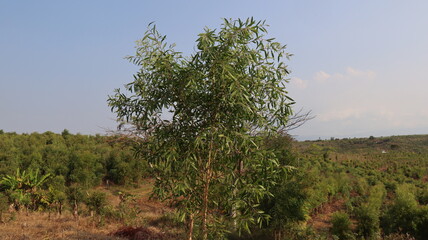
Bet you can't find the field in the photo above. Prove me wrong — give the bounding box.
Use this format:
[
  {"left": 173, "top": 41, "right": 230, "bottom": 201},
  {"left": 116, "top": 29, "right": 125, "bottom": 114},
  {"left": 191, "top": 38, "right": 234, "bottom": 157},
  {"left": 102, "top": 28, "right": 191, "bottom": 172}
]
[
  {"left": 1, "top": 132, "right": 428, "bottom": 239},
  {"left": 290, "top": 135, "right": 428, "bottom": 239},
  {"left": 0, "top": 180, "right": 186, "bottom": 240}
]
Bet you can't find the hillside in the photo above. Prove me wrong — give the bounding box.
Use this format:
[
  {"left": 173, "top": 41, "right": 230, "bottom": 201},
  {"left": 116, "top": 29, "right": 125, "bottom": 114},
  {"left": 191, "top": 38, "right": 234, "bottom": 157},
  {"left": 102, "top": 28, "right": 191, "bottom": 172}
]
[
  {"left": 296, "top": 134, "right": 428, "bottom": 154},
  {"left": 288, "top": 135, "right": 428, "bottom": 239},
  {"left": 295, "top": 135, "right": 428, "bottom": 184}
]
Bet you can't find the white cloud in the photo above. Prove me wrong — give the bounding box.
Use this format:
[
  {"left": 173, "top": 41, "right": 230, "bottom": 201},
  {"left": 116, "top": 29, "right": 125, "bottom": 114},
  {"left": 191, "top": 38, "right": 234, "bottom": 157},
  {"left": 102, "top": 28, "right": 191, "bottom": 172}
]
[
  {"left": 289, "top": 66, "right": 428, "bottom": 139},
  {"left": 290, "top": 67, "right": 375, "bottom": 92},
  {"left": 316, "top": 105, "right": 428, "bottom": 132},
  {"left": 291, "top": 77, "right": 308, "bottom": 89},
  {"left": 346, "top": 67, "right": 376, "bottom": 79},
  {"left": 313, "top": 67, "right": 375, "bottom": 83},
  {"left": 313, "top": 71, "right": 331, "bottom": 82}
]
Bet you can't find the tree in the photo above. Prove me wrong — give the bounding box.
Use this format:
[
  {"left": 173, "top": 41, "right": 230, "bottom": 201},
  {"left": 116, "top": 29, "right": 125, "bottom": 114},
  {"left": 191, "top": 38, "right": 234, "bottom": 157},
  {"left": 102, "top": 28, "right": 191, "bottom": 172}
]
[
  {"left": 61, "top": 129, "right": 71, "bottom": 138},
  {"left": 85, "top": 191, "right": 108, "bottom": 217},
  {"left": 108, "top": 18, "right": 294, "bottom": 240}
]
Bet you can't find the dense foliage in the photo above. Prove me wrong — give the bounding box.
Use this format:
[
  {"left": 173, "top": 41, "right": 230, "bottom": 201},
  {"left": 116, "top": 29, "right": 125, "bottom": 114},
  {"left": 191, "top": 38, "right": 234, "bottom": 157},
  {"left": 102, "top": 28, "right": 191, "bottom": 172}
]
[
  {"left": 0, "top": 130, "right": 145, "bottom": 215},
  {"left": 0, "top": 130, "right": 144, "bottom": 188}
]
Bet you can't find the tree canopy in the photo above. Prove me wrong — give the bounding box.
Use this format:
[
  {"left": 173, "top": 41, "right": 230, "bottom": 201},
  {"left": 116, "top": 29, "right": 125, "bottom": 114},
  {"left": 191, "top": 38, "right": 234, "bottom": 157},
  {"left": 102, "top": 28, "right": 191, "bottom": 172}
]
[{"left": 108, "top": 18, "right": 295, "bottom": 240}]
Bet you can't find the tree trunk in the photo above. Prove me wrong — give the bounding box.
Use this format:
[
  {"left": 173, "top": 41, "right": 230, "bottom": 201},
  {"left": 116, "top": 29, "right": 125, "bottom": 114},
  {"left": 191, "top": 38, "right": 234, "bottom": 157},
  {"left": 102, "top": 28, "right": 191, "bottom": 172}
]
[
  {"left": 201, "top": 171, "right": 210, "bottom": 240},
  {"left": 202, "top": 138, "right": 214, "bottom": 240},
  {"left": 59, "top": 202, "right": 63, "bottom": 215},
  {"left": 187, "top": 214, "right": 194, "bottom": 240},
  {"left": 73, "top": 200, "right": 79, "bottom": 220}
]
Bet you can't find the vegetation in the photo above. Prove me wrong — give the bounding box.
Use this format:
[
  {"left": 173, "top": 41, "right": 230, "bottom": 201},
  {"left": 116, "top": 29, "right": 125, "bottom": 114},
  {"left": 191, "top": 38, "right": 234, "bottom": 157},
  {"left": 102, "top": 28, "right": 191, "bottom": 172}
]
[
  {"left": 291, "top": 135, "right": 428, "bottom": 240},
  {"left": 0, "top": 130, "right": 147, "bottom": 222},
  {"left": 2, "top": 17, "right": 428, "bottom": 240},
  {"left": 331, "top": 211, "right": 352, "bottom": 240},
  {"left": 0, "top": 130, "right": 144, "bottom": 188},
  {"left": 108, "top": 18, "right": 294, "bottom": 240},
  {"left": 1, "top": 131, "right": 428, "bottom": 239}
]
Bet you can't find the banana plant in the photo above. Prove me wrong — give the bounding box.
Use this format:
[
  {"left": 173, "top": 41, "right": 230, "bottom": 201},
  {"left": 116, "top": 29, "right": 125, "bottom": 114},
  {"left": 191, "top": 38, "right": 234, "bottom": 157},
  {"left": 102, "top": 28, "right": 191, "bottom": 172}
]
[
  {"left": 0, "top": 168, "right": 51, "bottom": 192},
  {"left": 0, "top": 168, "right": 51, "bottom": 210}
]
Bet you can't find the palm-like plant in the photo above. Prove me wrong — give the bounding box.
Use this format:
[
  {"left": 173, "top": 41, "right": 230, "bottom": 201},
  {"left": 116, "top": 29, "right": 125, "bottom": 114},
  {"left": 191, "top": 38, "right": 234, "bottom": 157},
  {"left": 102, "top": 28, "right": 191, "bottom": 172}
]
[
  {"left": 1, "top": 168, "right": 50, "bottom": 191},
  {"left": 0, "top": 168, "right": 51, "bottom": 210}
]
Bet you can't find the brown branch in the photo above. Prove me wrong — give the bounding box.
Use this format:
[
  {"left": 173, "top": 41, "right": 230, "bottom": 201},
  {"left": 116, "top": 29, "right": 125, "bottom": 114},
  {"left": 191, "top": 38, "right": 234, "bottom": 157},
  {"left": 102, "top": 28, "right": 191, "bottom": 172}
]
[{"left": 282, "top": 108, "right": 315, "bottom": 132}]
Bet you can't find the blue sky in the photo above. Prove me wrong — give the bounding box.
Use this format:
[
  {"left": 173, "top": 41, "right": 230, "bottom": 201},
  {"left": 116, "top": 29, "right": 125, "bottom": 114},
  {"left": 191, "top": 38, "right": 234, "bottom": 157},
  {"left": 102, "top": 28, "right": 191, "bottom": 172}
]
[{"left": 1, "top": 1, "right": 427, "bottom": 140}]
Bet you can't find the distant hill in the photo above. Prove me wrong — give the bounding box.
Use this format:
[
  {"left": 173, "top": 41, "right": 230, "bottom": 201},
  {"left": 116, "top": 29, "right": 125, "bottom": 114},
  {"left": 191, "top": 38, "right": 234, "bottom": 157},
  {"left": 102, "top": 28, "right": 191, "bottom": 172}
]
[{"left": 295, "top": 134, "right": 428, "bottom": 155}]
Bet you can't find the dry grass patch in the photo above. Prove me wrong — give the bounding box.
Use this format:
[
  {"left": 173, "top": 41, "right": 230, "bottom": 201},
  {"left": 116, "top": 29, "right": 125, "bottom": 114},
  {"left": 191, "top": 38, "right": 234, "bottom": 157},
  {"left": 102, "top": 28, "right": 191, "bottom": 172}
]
[
  {"left": 0, "top": 211, "right": 126, "bottom": 239},
  {"left": 0, "top": 181, "right": 186, "bottom": 240}
]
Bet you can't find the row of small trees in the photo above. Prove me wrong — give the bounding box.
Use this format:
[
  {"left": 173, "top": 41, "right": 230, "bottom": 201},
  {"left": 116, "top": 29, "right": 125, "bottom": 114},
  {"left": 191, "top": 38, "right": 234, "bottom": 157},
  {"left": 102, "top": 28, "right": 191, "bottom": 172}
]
[
  {"left": 0, "top": 131, "right": 145, "bottom": 187},
  {"left": 293, "top": 140, "right": 428, "bottom": 240},
  {"left": 0, "top": 167, "right": 135, "bottom": 226},
  {"left": 0, "top": 131, "right": 145, "bottom": 224}
]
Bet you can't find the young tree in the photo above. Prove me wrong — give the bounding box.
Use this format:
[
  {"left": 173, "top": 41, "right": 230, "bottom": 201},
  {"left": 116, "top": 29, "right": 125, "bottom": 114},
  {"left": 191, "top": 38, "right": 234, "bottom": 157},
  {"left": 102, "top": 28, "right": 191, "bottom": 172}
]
[
  {"left": 331, "top": 211, "right": 353, "bottom": 240},
  {"left": 108, "top": 18, "right": 294, "bottom": 240}
]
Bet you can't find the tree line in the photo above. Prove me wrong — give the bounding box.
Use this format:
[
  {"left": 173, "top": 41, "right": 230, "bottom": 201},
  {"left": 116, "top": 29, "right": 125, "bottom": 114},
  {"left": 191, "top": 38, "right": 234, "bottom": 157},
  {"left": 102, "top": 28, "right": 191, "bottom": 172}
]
[{"left": 0, "top": 130, "right": 144, "bottom": 187}]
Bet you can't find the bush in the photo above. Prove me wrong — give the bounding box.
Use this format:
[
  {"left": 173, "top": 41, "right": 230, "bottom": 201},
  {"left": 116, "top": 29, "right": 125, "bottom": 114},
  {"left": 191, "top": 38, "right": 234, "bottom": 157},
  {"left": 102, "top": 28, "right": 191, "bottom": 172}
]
[
  {"left": 415, "top": 206, "right": 428, "bottom": 240},
  {"left": 381, "top": 184, "right": 426, "bottom": 239},
  {"left": 85, "top": 191, "right": 107, "bottom": 216},
  {"left": 416, "top": 187, "right": 428, "bottom": 205},
  {"left": 354, "top": 205, "right": 379, "bottom": 240},
  {"left": 331, "top": 212, "right": 353, "bottom": 240},
  {"left": 353, "top": 184, "right": 385, "bottom": 239},
  {"left": 46, "top": 188, "right": 67, "bottom": 214},
  {"left": 268, "top": 180, "right": 308, "bottom": 227}
]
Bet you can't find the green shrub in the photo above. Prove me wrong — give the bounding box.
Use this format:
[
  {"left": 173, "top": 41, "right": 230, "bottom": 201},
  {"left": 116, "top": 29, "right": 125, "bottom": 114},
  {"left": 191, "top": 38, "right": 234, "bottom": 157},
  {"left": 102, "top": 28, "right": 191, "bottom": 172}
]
[
  {"left": 270, "top": 181, "right": 308, "bottom": 224},
  {"left": 415, "top": 206, "right": 428, "bottom": 240},
  {"left": 381, "top": 184, "right": 419, "bottom": 237},
  {"left": 267, "top": 180, "right": 308, "bottom": 239},
  {"left": 85, "top": 191, "right": 107, "bottom": 216},
  {"left": 46, "top": 188, "right": 67, "bottom": 214},
  {"left": 354, "top": 204, "right": 379, "bottom": 240},
  {"left": 416, "top": 186, "right": 428, "bottom": 205},
  {"left": 331, "top": 212, "right": 353, "bottom": 240},
  {"left": 354, "top": 184, "right": 385, "bottom": 239}
]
